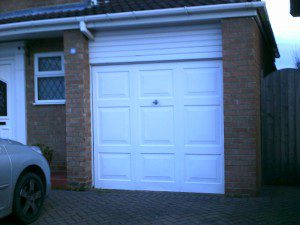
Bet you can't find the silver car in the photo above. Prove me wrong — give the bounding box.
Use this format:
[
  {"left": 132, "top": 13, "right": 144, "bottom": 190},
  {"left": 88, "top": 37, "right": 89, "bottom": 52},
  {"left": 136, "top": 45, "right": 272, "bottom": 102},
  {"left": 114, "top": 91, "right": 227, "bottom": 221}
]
[{"left": 0, "top": 139, "right": 51, "bottom": 224}]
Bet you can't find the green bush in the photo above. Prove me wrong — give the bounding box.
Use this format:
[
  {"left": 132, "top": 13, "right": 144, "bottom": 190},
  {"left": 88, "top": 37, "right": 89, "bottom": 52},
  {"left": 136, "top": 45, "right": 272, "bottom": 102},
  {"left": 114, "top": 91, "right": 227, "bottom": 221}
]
[{"left": 34, "top": 143, "right": 54, "bottom": 165}]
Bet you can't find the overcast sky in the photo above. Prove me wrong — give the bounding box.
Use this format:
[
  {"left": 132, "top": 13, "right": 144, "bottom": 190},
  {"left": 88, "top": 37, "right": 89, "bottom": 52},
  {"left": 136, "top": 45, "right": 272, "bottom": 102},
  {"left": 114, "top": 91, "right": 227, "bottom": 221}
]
[{"left": 264, "top": 0, "right": 300, "bottom": 69}]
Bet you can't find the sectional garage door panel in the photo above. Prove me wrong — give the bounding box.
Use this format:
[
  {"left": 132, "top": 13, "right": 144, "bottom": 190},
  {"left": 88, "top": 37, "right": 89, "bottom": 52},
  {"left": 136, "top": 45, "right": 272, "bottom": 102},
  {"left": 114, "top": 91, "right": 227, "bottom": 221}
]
[
  {"left": 89, "top": 24, "right": 222, "bottom": 64},
  {"left": 93, "top": 61, "right": 224, "bottom": 193}
]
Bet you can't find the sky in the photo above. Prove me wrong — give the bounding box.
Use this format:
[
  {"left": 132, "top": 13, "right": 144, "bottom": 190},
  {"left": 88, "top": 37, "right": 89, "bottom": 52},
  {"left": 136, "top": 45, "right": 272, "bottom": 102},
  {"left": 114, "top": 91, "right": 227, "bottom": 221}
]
[{"left": 264, "top": 0, "right": 300, "bottom": 69}]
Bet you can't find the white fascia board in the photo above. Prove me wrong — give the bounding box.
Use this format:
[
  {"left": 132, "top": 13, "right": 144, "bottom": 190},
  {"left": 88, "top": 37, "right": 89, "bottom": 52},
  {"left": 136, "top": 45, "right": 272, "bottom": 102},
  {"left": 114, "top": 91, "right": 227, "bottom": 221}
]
[
  {"left": 0, "top": 23, "right": 79, "bottom": 39},
  {"left": 0, "top": 4, "right": 259, "bottom": 31},
  {"left": 87, "top": 10, "right": 257, "bottom": 30},
  {"left": 0, "top": 9, "right": 256, "bottom": 37},
  {"left": 83, "top": 1, "right": 264, "bottom": 22}
]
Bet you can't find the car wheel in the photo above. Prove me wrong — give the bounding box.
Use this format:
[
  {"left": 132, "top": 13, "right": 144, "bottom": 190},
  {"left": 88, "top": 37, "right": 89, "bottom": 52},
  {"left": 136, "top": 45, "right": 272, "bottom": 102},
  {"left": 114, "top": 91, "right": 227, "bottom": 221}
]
[{"left": 13, "top": 172, "right": 45, "bottom": 224}]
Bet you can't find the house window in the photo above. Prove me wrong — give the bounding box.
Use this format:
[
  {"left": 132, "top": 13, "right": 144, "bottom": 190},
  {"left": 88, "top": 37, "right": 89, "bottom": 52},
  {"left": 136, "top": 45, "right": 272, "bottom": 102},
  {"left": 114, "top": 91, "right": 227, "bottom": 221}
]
[{"left": 34, "top": 52, "right": 65, "bottom": 105}]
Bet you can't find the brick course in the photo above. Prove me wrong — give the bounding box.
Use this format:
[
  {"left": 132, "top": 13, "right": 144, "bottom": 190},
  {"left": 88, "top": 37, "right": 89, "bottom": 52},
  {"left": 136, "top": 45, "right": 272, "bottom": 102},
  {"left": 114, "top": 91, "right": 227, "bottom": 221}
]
[
  {"left": 26, "top": 38, "right": 67, "bottom": 174},
  {"left": 63, "top": 30, "right": 92, "bottom": 189},
  {"left": 222, "top": 17, "right": 275, "bottom": 196}
]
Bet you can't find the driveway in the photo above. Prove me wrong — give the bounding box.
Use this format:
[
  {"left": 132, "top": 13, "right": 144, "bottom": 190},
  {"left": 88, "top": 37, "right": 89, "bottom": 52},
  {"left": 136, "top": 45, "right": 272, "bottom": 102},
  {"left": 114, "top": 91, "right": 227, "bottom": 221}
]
[{"left": 1, "top": 186, "right": 300, "bottom": 225}]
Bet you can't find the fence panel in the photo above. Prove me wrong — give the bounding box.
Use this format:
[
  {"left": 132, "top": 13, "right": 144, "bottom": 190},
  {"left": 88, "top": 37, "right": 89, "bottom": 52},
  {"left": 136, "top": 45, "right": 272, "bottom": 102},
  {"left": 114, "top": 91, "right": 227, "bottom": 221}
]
[{"left": 262, "top": 69, "right": 300, "bottom": 185}]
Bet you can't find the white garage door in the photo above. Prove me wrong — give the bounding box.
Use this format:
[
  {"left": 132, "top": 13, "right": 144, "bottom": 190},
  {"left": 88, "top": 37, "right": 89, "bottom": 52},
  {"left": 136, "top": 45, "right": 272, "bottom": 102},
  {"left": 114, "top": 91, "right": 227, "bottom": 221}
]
[{"left": 92, "top": 61, "right": 224, "bottom": 193}]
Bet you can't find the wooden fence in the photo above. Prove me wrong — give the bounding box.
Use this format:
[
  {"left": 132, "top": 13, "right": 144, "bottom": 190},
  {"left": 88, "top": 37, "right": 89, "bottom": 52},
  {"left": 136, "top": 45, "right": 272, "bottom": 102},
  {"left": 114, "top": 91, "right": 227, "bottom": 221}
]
[{"left": 262, "top": 69, "right": 300, "bottom": 185}]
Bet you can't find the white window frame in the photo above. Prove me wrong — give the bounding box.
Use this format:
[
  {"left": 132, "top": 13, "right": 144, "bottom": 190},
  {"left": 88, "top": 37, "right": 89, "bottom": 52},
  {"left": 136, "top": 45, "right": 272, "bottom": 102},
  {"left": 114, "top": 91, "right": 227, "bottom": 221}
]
[{"left": 34, "top": 52, "right": 65, "bottom": 105}]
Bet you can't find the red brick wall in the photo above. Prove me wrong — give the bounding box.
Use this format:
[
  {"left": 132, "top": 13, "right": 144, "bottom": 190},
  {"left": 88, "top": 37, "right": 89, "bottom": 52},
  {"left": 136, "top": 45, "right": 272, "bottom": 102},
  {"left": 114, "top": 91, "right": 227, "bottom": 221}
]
[
  {"left": 63, "top": 30, "right": 92, "bottom": 190},
  {"left": 222, "top": 17, "right": 275, "bottom": 196},
  {"left": 26, "top": 38, "right": 66, "bottom": 174},
  {"left": 0, "top": 0, "right": 84, "bottom": 13}
]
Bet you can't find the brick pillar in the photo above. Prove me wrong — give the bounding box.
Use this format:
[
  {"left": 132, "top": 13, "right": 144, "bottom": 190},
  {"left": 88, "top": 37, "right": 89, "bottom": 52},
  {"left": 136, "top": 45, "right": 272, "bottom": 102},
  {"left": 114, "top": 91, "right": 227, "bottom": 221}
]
[
  {"left": 222, "top": 18, "right": 264, "bottom": 196},
  {"left": 63, "top": 30, "right": 92, "bottom": 189}
]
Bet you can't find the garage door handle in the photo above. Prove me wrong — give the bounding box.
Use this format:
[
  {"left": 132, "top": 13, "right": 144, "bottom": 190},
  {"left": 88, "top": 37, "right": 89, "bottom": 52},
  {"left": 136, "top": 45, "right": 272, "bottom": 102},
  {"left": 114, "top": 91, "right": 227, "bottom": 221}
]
[{"left": 152, "top": 100, "right": 159, "bottom": 105}]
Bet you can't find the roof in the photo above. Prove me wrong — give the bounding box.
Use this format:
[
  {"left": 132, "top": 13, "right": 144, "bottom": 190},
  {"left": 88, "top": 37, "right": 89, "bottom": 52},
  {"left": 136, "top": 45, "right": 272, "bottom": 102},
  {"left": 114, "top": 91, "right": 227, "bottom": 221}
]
[{"left": 0, "top": 0, "right": 260, "bottom": 24}]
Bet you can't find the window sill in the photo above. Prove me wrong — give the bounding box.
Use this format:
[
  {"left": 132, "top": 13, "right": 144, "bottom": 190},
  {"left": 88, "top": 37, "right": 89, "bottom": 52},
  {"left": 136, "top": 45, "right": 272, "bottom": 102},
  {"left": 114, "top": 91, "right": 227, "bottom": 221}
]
[{"left": 33, "top": 101, "right": 66, "bottom": 106}]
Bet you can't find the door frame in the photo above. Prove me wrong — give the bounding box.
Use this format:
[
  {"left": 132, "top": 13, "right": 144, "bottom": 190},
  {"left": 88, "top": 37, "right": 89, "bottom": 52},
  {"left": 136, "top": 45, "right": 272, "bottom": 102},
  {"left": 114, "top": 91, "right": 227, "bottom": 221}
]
[{"left": 0, "top": 42, "right": 26, "bottom": 144}]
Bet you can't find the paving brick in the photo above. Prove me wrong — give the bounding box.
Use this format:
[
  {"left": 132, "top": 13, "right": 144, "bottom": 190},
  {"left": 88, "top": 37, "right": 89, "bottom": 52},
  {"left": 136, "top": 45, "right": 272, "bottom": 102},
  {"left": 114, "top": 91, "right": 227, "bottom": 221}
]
[{"left": 2, "top": 187, "right": 298, "bottom": 225}]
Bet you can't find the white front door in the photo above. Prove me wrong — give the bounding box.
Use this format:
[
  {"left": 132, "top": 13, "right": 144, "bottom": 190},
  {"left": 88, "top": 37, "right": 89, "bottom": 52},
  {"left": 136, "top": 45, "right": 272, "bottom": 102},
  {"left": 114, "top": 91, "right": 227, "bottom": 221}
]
[
  {"left": 0, "top": 60, "right": 13, "bottom": 139},
  {"left": 93, "top": 61, "right": 224, "bottom": 193}
]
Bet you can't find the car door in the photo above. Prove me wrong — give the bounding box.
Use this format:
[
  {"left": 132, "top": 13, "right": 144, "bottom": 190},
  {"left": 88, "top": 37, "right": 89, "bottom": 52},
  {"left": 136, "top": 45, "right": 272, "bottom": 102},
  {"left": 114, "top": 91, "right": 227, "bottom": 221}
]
[{"left": 0, "top": 145, "right": 11, "bottom": 211}]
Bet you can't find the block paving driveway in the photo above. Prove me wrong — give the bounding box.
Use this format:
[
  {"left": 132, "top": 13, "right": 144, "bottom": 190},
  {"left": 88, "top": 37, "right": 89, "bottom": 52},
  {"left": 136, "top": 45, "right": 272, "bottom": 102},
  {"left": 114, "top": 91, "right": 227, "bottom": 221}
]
[{"left": 1, "top": 186, "right": 300, "bottom": 225}]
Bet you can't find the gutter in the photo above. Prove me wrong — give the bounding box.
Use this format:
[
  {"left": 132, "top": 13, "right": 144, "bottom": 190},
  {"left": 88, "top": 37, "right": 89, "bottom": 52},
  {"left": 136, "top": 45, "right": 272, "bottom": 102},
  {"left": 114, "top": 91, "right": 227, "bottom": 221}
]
[{"left": 0, "top": 2, "right": 279, "bottom": 57}]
